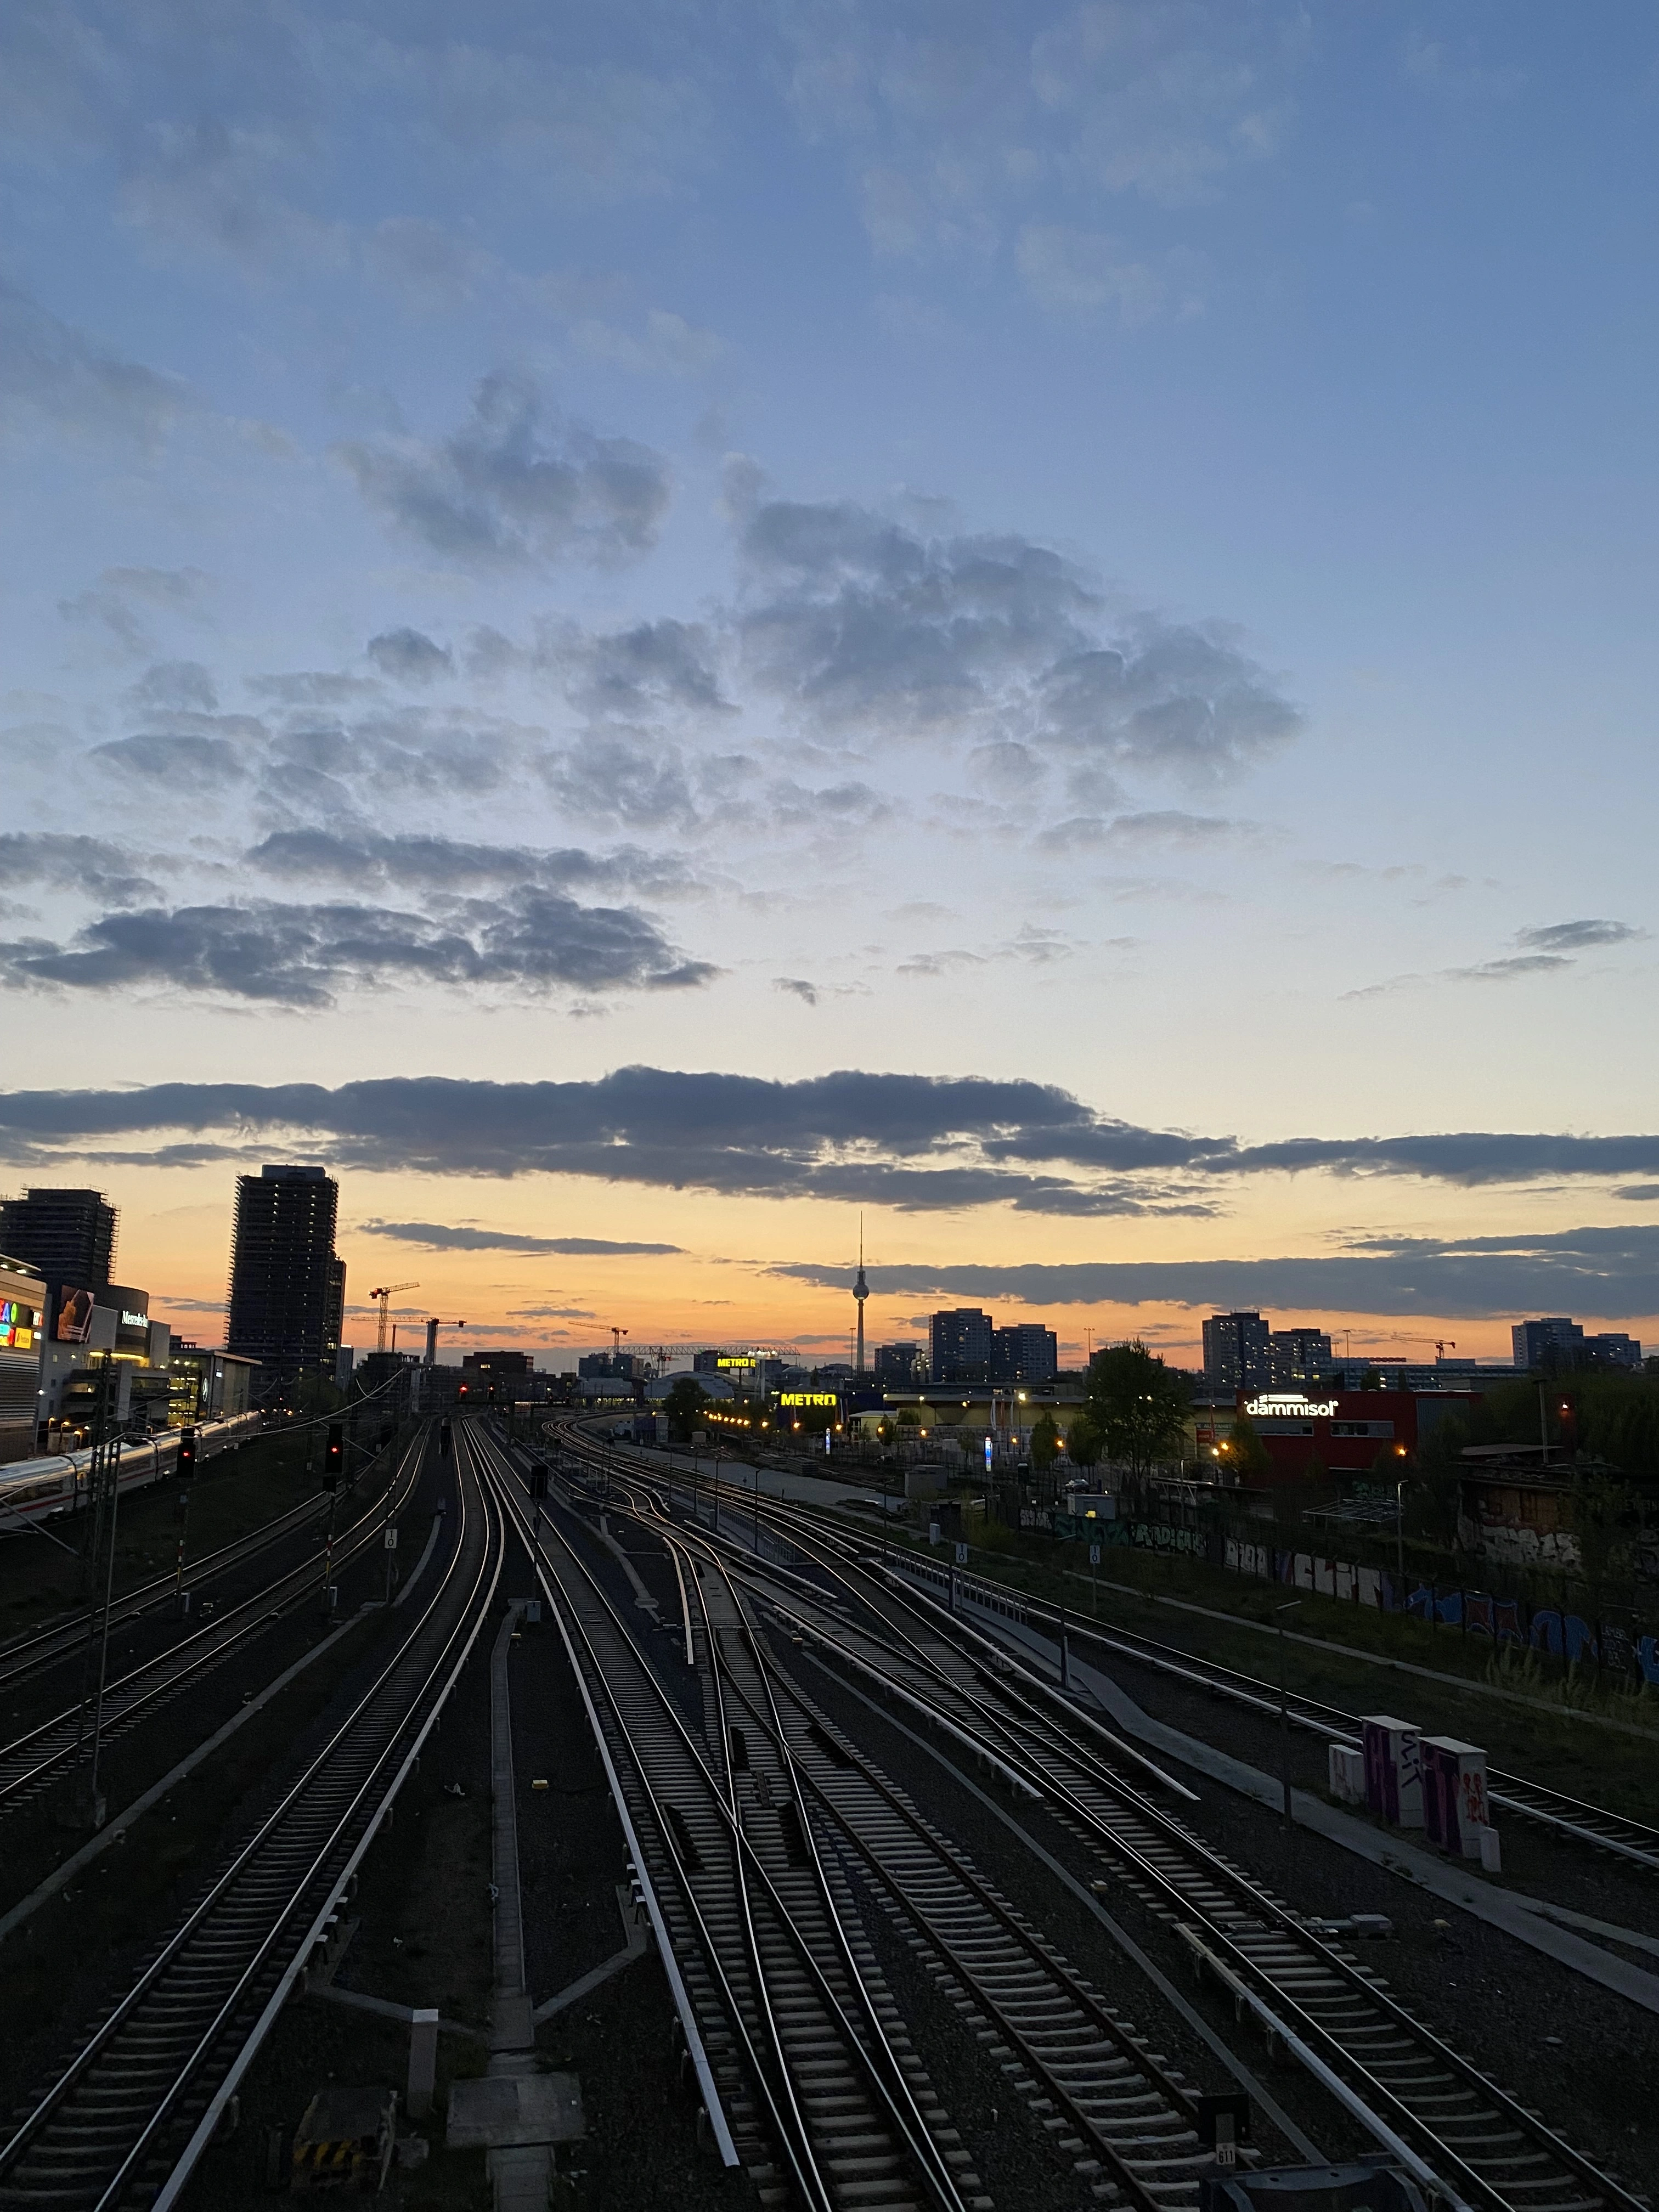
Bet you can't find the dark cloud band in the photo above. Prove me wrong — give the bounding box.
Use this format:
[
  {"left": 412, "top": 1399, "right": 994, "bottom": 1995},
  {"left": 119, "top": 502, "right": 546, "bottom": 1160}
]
[
  {"left": 360, "top": 1219, "right": 681, "bottom": 1256},
  {"left": 771, "top": 1227, "right": 1659, "bottom": 1319},
  {"left": 1, "top": 1071, "right": 1658, "bottom": 1212}
]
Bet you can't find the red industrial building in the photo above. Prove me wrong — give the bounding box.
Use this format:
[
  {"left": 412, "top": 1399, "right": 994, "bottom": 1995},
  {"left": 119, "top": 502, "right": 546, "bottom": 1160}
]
[{"left": 1227, "top": 1386, "right": 1484, "bottom": 1482}]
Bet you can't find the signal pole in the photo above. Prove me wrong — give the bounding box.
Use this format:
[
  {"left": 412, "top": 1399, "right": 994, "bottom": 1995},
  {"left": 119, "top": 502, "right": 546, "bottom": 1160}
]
[{"left": 321, "top": 1421, "right": 343, "bottom": 1615}]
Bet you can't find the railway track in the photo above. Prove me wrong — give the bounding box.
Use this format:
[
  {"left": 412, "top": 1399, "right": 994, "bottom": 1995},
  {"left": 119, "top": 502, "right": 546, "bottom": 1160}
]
[
  {"left": 0, "top": 1391, "right": 412, "bottom": 1699},
  {"left": 593, "top": 1435, "right": 1659, "bottom": 1881},
  {"left": 0, "top": 1430, "right": 430, "bottom": 1822},
  {"left": 544, "top": 1424, "right": 1649, "bottom": 2212},
  {"left": 486, "top": 1425, "right": 1276, "bottom": 2207},
  {"left": 0, "top": 1420, "right": 500, "bottom": 2212},
  {"left": 0, "top": 1482, "right": 329, "bottom": 1699},
  {"left": 470, "top": 1421, "right": 984, "bottom": 2212}
]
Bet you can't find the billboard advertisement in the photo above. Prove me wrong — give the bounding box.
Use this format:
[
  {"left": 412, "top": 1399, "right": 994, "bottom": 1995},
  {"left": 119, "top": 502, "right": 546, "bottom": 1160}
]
[
  {"left": 0, "top": 1299, "right": 39, "bottom": 1354},
  {"left": 55, "top": 1287, "right": 96, "bottom": 1345}
]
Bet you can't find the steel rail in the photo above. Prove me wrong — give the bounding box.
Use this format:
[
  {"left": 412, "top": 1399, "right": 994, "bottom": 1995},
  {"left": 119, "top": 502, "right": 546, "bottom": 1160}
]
[
  {"left": 690, "top": 1538, "right": 975, "bottom": 2212},
  {"left": 0, "top": 1423, "right": 497, "bottom": 2210},
  {"left": 569, "top": 1436, "right": 1643, "bottom": 2212},
  {"left": 589, "top": 1432, "right": 1659, "bottom": 1881},
  {"left": 0, "top": 1429, "right": 430, "bottom": 1814},
  {"left": 470, "top": 1431, "right": 835, "bottom": 2210},
  {"left": 699, "top": 1554, "right": 1223, "bottom": 2210},
  {"left": 775, "top": 1544, "right": 1645, "bottom": 2212},
  {"left": 472, "top": 1423, "right": 973, "bottom": 2212}
]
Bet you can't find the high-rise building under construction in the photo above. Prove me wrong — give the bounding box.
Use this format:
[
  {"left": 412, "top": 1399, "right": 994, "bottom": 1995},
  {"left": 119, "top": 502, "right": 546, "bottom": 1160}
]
[{"left": 226, "top": 1165, "right": 341, "bottom": 1401}]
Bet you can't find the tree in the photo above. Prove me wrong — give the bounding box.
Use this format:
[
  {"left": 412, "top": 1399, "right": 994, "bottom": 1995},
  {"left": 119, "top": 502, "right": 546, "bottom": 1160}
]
[
  {"left": 1086, "top": 1340, "right": 1190, "bottom": 1476},
  {"left": 1217, "top": 1409, "right": 1269, "bottom": 1481},
  {"left": 664, "top": 1376, "right": 710, "bottom": 1442},
  {"left": 1030, "top": 1412, "right": 1062, "bottom": 1472},
  {"left": 1067, "top": 1413, "right": 1103, "bottom": 1469}
]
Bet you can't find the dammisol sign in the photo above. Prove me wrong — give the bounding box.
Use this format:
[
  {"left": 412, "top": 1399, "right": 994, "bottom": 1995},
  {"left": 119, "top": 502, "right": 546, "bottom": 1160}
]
[{"left": 1244, "top": 1391, "right": 1340, "bottom": 1419}]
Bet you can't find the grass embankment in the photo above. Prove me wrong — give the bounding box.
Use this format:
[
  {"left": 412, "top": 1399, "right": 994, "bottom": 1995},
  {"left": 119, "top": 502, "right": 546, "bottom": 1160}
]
[
  {"left": 872, "top": 1506, "right": 1659, "bottom": 1818},
  {"left": 0, "top": 1424, "right": 362, "bottom": 1643}
]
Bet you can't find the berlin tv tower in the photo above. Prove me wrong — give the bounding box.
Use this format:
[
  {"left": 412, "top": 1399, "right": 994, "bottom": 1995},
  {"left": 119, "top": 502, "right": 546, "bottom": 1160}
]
[{"left": 853, "top": 1215, "right": 869, "bottom": 1376}]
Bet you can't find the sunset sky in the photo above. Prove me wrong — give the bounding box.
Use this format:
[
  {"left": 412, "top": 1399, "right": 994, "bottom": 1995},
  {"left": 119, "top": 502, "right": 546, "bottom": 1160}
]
[{"left": 3, "top": 3, "right": 1658, "bottom": 1368}]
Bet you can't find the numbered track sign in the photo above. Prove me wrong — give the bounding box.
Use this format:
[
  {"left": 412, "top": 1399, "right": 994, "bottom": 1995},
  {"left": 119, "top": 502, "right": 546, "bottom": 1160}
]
[
  {"left": 1089, "top": 1544, "right": 1102, "bottom": 1566},
  {"left": 955, "top": 1541, "right": 968, "bottom": 1565},
  {"left": 383, "top": 1526, "right": 399, "bottom": 1550}
]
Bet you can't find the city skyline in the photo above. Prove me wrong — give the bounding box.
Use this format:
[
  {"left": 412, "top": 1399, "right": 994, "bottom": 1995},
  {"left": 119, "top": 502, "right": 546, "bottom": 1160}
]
[
  {"left": 4, "top": 7, "right": 1659, "bottom": 1356},
  {"left": 1, "top": 1167, "right": 1647, "bottom": 1377}
]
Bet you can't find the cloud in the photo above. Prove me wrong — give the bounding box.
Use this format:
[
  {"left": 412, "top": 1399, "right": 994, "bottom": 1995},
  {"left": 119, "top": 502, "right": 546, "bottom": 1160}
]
[
  {"left": 540, "top": 731, "right": 700, "bottom": 827},
  {"left": 362, "top": 217, "right": 500, "bottom": 311},
  {"left": 573, "top": 308, "right": 725, "bottom": 376},
  {"left": 246, "top": 829, "right": 699, "bottom": 900},
  {"left": 119, "top": 115, "right": 346, "bottom": 272},
  {"left": 0, "top": 283, "right": 192, "bottom": 445},
  {"left": 1515, "top": 919, "right": 1643, "bottom": 955},
  {"left": 1350, "top": 918, "right": 1645, "bottom": 998},
  {"left": 8, "top": 1070, "right": 1659, "bottom": 1209},
  {"left": 775, "top": 977, "right": 822, "bottom": 1005},
  {"left": 1030, "top": 4, "right": 1298, "bottom": 207},
  {"left": 730, "top": 480, "right": 1301, "bottom": 776},
  {"left": 248, "top": 669, "right": 381, "bottom": 706},
  {"left": 359, "top": 1220, "right": 681, "bottom": 1256},
  {"left": 91, "top": 733, "right": 249, "bottom": 782},
  {"left": 336, "top": 371, "right": 672, "bottom": 568},
  {"left": 1015, "top": 228, "right": 1205, "bottom": 323},
  {"left": 123, "top": 661, "right": 218, "bottom": 714},
  {"left": 771, "top": 1223, "right": 1659, "bottom": 1321},
  {"left": 0, "top": 891, "right": 715, "bottom": 1008},
  {"left": 783, "top": 0, "right": 1300, "bottom": 269},
  {"left": 1056, "top": 808, "right": 1245, "bottom": 849},
  {"left": 0, "top": 834, "right": 157, "bottom": 904},
  {"left": 58, "top": 566, "right": 214, "bottom": 657},
  {"left": 1442, "top": 953, "right": 1572, "bottom": 985},
  {"left": 367, "top": 628, "right": 454, "bottom": 684}
]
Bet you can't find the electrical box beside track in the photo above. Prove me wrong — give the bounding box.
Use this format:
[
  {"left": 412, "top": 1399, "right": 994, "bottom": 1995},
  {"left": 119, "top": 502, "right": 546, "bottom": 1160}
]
[{"left": 289, "top": 2085, "right": 393, "bottom": 2192}]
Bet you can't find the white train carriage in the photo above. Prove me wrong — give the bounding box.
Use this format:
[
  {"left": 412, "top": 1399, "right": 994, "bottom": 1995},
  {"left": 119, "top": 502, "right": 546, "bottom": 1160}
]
[{"left": 0, "top": 1413, "right": 264, "bottom": 1530}]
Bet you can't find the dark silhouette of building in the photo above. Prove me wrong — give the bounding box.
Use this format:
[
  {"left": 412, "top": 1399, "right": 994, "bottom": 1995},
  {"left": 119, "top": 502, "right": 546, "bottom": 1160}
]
[
  {"left": 1270, "top": 1327, "right": 1333, "bottom": 1387},
  {"left": 930, "top": 1307, "right": 994, "bottom": 1386},
  {"left": 226, "top": 1165, "right": 340, "bottom": 1400},
  {"left": 462, "top": 1350, "right": 533, "bottom": 1376},
  {"left": 874, "top": 1341, "right": 924, "bottom": 1387},
  {"left": 991, "top": 1324, "right": 1058, "bottom": 1386},
  {"left": 1203, "top": 1310, "right": 1272, "bottom": 1393},
  {"left": 0, "top": 1187, "right": 117, "bottom": 1310}
]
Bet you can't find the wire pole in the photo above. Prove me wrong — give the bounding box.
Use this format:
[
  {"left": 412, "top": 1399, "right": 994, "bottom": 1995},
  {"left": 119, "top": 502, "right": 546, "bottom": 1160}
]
[
  {"left": 1277, "top": 1598, "right": 1302, "bottom": 1830},
  {"left": 87, "top": 1409, "right": 126, "bottom": 1824},
  {"left": 173, "top": 1486, "right": 191, "bottom": 1615}
]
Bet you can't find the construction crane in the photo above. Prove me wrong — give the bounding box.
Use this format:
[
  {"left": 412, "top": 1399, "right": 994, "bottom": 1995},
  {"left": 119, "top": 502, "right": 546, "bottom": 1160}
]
[
  {"left": 610, "top": 1326, "right": 628, "bottom": 1361},
  {"left": 370, "top": 1283, "right": 419, "bottom": 1356},
  {"left": 424, "top": 1318, "right": 466, "bottom": 1367}
]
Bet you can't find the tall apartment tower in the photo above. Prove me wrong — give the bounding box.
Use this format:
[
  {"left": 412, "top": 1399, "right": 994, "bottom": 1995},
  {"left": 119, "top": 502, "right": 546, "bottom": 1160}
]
[
  {"left": 1269, "top": 1327, "right": 1333, "bottom": 1387},
  {"left": 1203, "top": 1310, "right": 1272, "bottom": 1394},
  {"left": 0, "top": 1187, "right": 117, "bottom": 1310},
  {"left": 227, "top": 1165, "right": 340, "bottom": 1400},
  {"left": 930, "top": 1308, "right": 994, "bottom": 1386}
]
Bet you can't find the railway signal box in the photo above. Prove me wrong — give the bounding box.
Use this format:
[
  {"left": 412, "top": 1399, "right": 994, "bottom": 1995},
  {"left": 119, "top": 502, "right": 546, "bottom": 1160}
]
[
  {"left": 176, "top": 1427, "right": 196, "bottom": 1476},
  {"left": 529, "top": 1462, "right": 549, "bottom": 1500}
]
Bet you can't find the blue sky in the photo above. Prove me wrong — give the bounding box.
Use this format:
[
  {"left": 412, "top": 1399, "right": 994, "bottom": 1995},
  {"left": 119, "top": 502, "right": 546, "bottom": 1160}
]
[{"left": 3, "top": 2, "right": 1657, "bottom": 1360}]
